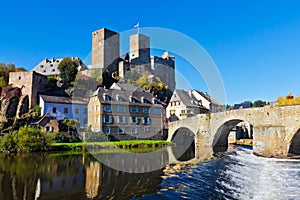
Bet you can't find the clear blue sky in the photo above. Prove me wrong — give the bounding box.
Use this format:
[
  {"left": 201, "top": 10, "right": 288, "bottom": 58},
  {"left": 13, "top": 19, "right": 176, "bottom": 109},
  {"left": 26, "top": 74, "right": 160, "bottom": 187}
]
[{"left": 1, "top": 0, "right": 300, "bottom": 105}]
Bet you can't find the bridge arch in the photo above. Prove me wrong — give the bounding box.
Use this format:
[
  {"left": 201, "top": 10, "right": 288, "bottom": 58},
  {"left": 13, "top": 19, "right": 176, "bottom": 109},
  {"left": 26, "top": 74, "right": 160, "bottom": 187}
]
[
  {"left": 288, "top": 128, "right": 300, "bottom": 156},
  {"left": 171, "top": 127, "right": 196, "bottom": 161},
  {"left": 212, "top": 119, "right": 253, "bottom": 152}
]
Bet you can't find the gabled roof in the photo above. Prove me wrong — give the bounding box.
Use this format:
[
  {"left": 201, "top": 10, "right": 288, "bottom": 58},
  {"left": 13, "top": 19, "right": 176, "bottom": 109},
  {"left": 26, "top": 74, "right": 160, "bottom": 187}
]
[
  {"left": 171, "top": 89, "right": 200, "bottom": 108},
  {"left": 192, "top": 90, "right": 220, "bottom": 105}
]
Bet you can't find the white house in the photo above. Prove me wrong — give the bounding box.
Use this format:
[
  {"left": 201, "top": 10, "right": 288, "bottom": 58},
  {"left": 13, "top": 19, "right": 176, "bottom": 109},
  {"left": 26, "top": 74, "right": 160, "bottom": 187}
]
[{"left": 166, "top": 89, "right": 222, "bottom": 120}]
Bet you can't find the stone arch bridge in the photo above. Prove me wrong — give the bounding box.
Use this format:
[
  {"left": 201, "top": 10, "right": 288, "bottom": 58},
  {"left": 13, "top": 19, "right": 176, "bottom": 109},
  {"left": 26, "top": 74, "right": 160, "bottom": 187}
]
[{"left": 168, "top": 105, "right": 300, "bottom": 159}]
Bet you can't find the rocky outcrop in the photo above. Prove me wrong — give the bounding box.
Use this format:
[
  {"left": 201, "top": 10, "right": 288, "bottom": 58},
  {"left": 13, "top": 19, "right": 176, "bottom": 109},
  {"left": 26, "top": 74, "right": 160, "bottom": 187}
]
[{"left": 0, "top": 85, "right": 32, "bottom": 132}]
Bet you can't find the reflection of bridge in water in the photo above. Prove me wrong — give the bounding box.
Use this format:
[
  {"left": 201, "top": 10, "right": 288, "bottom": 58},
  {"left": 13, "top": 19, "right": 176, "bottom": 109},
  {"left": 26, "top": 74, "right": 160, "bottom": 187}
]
[{"left": 168, "top": 105, "right": 300, "bottom": 159}]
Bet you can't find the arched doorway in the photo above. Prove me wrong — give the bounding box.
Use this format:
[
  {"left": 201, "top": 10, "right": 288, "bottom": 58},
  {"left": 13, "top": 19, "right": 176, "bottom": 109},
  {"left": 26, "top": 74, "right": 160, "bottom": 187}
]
[
  {"left": 213, "top": 119, "right": 253, "bottom": 153},
  {"left": 171, "top": 127, "right": 196, "bottom": 161},
  {"left": 289, "top": 129, "right": 300, "bottom": 155}
]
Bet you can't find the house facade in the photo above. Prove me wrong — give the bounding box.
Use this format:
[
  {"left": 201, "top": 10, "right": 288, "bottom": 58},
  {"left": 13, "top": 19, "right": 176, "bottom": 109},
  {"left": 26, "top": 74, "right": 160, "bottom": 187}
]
[
  {"left": 88, "top": 84, "right": 164, "bottom": 140},
  {"left": 33, "top": 113, "right": 59, "bottom": 133},
  {"left": 39, "top": 95, "right": 88, "bottom": 126},
  {"left": 166, "top": 89, "right": 209, "bottom": 120}
]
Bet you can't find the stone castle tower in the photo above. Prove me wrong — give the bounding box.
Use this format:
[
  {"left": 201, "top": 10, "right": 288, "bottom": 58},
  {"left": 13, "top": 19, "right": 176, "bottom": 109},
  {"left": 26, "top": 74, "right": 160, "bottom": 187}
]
[
  {"left": 91, "top": 27, "right": 175, "bottom": 92},
  {"left": 91, "top": 28, "right": 120, "bottom": 69},
  {"left": 129, "top": 34, "right": 150, "bottom": 64}
]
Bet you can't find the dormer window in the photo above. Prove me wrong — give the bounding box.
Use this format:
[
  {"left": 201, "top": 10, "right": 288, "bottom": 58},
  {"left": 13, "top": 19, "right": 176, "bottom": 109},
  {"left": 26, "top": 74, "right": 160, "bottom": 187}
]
[
  {"left": 117, "top": 95, "right": 125, "bottom": 102},
  {"left": 130, "top": 97, "right": 139, "bottom": 103},
  {"left": 153, "top": 99, "right": 160, "bottom": 105},
  {"left": 142, "top": 98, "right": 151, "bottom": 104},
  {"left": 104, "top": 94, "right": 111, "bottom": 101}
]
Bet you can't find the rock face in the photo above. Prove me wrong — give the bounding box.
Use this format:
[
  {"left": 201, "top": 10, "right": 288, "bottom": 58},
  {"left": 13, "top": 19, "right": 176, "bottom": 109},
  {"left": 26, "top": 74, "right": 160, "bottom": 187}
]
[{"left": 0, "top": 85, "right": 31, "bottom": 132}]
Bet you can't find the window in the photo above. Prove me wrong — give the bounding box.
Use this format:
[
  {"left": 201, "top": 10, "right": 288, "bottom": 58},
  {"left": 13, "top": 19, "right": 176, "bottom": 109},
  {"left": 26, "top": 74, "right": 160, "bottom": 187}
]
[
  {"left": 43, "top": 70, "right": 46, "bottom": 73},
  {"left": 130, "top": 116, "right": 139, "bottom": 125},
  {"left": 64, "top": 108, "right": 68, "bottom": 114},
  {"left": 129, "top": 106, "right": 139, "bottom": 113},
  {"left": 84, "top": 108, "right": 87, "bottom": 114},
  {"left": 153, "top": 108, "right": 162, "bottom": 115},
  {"left": 117, "top": 116, "right": 127, "bottom": 124},
  {"left": 40, "top": 65, "right": 43, "bottom": 68},
  {"left": 143, "top": 98, "right": 151, "bottom": 104},
  {"left": 52, "top": 107, "right": 57, "bottom": 113},
  {"left": 118, "top": 127, "right": 125, "bottom": 134},
  {"left": 131, "top": 127, "right": 137, "bottom": 134},
  {"left": 153, "top": 99, "right": 160, "bottom": 104},
  {"left": 130, "top": 97, "right": 139, "bottom": 103},
  {"left": 18, "top": 76, "right": 22, "bottom": 80},
  {"left": 103, "top": 105, "right": 112, "bottom": 112},
  {"left": 102, "top": 115, "right": 113, "bottom": 124},
  {"left": 96, "top": 105, "right": 100, "bottom": 111},
  {"left": 177, "top": 101, "right": 181, "bottom": 106},
  {"left": 181, "top": 110, "right": 185, "bottom": 114},
  {"left": 187, "top": 110, "right": 191, "bottom": 114},
  {"left": 52, "top": 69, "right": 55, "bottom": 72},
  {"left": 142, "top": 117, "right": 151, "bottom": 125},
  {"left": 103, "top": 126, "right": 110, "bottom": 134},
  {"left": 117, "top": 105, "right": 126, "bottom": 113},
  {"left": 104, "top": 95, "right": 111, "bottom": 101},
  {"left": 144, "top": 127, "right": 150, "bottom": 132},
  {"left": 142, "top": 107, "right": 150, "bottom": 114},
  {"left": 75, "top": 108, "right": 79, "bottom": 114},
  {"left": 95, "top": 116, "right": 100, "bottom": 123}
]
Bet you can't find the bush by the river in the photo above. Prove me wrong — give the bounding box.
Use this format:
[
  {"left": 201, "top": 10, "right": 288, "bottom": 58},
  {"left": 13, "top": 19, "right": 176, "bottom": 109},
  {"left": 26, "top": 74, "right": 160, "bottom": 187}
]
[{"left": 0, "top": 126, "right": 54, "bottom": 153}]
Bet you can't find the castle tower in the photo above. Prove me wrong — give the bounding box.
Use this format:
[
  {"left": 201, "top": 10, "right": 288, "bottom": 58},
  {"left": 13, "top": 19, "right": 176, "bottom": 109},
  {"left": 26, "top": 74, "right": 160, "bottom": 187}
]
[
  {"left": 92, "top": 28, "right": 120, "bottom": 69},
  {"left": 130, "top": 34, "right": 150, "bottom": 64}
]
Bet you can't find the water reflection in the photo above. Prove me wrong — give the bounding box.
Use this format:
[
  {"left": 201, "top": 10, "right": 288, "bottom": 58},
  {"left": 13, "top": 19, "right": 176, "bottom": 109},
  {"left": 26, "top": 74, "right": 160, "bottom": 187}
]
[
  {"left": 0, "top": 144, "right": 198, "bottom": 200},
  {"left": 0, "top": 152, "right": 165, "bottom": 200}
]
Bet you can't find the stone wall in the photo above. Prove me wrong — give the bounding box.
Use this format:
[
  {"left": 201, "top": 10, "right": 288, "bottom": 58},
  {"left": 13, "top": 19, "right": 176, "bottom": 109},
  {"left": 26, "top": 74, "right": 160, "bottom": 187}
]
[{"left": 9, "top": 71, "right": 47, "bottom": 108}]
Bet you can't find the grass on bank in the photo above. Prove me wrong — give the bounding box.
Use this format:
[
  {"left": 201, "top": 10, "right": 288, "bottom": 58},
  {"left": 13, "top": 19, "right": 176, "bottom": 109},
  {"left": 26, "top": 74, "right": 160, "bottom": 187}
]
[{"left": 50, "top": 140, "right": 171, "bottom": 151}]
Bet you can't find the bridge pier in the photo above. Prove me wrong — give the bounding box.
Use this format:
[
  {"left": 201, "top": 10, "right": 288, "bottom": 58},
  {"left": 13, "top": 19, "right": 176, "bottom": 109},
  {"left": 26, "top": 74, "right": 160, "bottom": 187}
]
[{"left": 253, "top": 125, "right": 288, "bottom": 158}]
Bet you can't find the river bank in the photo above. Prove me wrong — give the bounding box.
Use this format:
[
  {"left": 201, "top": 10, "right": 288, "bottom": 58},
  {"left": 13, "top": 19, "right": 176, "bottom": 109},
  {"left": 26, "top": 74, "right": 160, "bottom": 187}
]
[{"left": 48, "top": 140, "right": 172, "bottom": 152}]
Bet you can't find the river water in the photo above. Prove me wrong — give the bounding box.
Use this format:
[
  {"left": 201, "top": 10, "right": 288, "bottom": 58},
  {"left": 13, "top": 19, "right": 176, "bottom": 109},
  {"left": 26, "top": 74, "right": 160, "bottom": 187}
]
[{"left": 0, "top": 146, "right": 300, "bottom": 200}]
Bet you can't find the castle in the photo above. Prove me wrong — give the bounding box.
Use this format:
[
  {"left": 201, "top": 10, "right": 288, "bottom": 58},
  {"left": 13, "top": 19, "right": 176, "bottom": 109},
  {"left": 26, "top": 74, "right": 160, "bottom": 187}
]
[{"left": 91, "top": 28, "right": 176, "bottom": 92}]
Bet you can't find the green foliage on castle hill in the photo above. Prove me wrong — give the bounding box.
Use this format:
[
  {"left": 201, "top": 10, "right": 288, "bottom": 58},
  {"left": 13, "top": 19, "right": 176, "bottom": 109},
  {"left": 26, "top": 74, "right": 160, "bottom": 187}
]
[{"left": 58, "top": 57, "right": 79, "bottom": 84}]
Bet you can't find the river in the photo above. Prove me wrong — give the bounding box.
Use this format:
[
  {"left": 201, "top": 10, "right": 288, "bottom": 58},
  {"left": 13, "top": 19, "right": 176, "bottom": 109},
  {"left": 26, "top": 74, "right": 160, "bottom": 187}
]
[{"left": 0, "top": 146, "right": 300, "bottom": 200}]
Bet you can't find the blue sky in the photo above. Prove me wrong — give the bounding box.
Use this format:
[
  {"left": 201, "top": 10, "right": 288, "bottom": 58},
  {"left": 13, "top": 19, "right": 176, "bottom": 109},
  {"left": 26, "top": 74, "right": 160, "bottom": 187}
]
[{"left": 1, "top": 0, "right": 300, "bottom": 104}]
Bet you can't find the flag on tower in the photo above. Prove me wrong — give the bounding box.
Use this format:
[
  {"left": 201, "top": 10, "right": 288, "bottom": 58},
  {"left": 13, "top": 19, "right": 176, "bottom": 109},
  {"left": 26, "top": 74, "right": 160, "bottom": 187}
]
[{"left": 133, "top": 22, "right": 139, "bottom": 28}]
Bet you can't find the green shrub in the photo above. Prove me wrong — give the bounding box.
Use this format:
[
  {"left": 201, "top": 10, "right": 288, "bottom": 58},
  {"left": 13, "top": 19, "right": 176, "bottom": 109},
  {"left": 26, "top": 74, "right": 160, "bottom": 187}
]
[
  {"left": 0, "top": 126, "right": 54, "bottom": 153},
  {"left": 0, "top": 134, "right": 16, "bottom": 152},
  {"left": 53, "top": 133, "right": 81, "bottom": 143}
]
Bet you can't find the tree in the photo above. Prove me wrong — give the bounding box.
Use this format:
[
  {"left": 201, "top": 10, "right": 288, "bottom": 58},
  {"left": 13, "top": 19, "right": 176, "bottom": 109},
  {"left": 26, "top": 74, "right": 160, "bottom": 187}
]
[
  {"left": 125, "top": 70, "right": 140, "bottom": 86},
  {"left": 253, "top": 100, "right": 267, "bottom": 107},
  {"left": 59, "top": 119, "right": 80, "bottom": 133},
  {"left": 58, "top": 57, "right": 79, "bottom": 84},
  {"left": 46, "top": 76, "right": 58, "bottom": 92}
]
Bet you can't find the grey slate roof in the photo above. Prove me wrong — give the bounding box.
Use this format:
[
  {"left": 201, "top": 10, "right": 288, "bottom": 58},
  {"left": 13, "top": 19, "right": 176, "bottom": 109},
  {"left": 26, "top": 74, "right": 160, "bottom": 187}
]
[
  {"left": 31, "top": 57, "right": 88, "bottom": 76},
  {"left": 193, "top": 90, "right": 220, "bottom": 105},
  {"left": 40, "top": 94, "right": 88, "bottom": 105},
  {"left": 171, "top": 89, "right": 200, "bottom": 108},
  {"left": 91, "top": 84, "right": 163, "bottom": 107}
]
